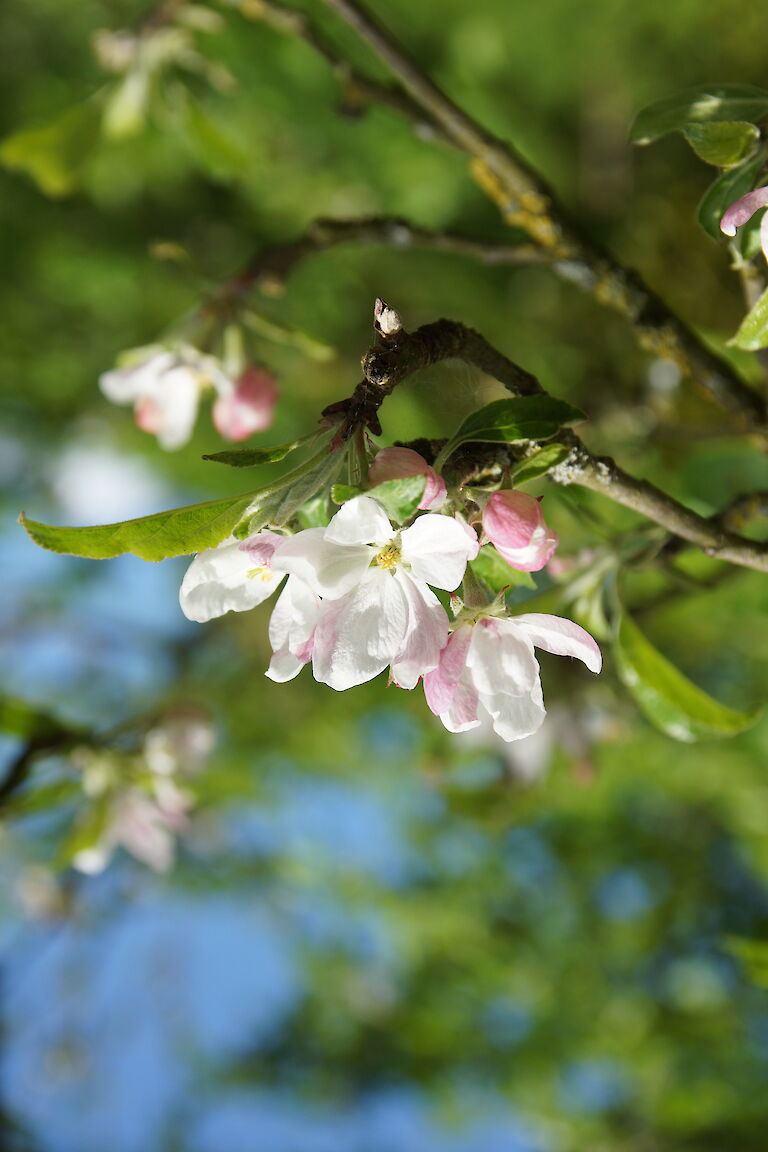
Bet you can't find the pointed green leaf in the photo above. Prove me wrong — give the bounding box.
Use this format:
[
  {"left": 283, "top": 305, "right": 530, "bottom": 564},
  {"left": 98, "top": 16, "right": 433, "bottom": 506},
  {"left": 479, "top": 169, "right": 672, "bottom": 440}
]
[
  {"left": 511, "top": 443, "right": 570, "bottom": 485},
  {"left": 615, "top": 614, "right": 760, "bottom": 741},
  {"left": 730, "top": 285, "right": 768, "bottom": 350},
  {"left": 631, "top": 85, "right": 768, "bottom": 145},
  {"left": 203, "top": 439, "right": 307, "bottom": 467},
  {"left": 364, "top": 476, "right": 427, "bottom": 523},
  {"left": 698, "top": 154, "right": 765, "bottom": 238},
  {"left": 683, "top": 121, "right": 759, "bottom": 168},
  {"left": 20, "top": 491, "right": 259, "bottom": 562},
  {"left": 435, "top": 396, "right": 582, "bottom": 470},
  {"left": 233, "top": 444, "right": 346, "bottom": 537}
]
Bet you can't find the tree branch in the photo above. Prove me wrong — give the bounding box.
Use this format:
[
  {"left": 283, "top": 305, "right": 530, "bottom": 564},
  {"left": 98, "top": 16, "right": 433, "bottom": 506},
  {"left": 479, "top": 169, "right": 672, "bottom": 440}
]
[
  {"left": 267, "top": 0, "right": 763, "bottom": 426},
  {"left": 332, "top": 312, "right": 768, "bottom": 573}
]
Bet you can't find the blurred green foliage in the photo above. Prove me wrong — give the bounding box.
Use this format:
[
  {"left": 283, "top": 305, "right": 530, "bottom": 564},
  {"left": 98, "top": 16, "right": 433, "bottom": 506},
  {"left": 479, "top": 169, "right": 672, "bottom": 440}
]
[{"left": 2, "top": 1, "right": 768, "bottom": 1149}]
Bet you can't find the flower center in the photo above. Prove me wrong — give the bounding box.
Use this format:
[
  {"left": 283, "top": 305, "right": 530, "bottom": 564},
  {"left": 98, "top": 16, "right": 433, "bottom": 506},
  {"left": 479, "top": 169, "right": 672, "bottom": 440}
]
[
  {"left": 375, "top": 544, "right": 401, "bottom": 570},
  {"left": 247, "top": 565, "right": 274, "bottom": 582}
]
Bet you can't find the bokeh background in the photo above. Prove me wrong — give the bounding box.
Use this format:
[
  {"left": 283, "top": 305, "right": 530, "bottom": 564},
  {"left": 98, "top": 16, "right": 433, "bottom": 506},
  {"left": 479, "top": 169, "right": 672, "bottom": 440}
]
[{"left": 2, "top": 1, "right": 768, "bottom": 1149}]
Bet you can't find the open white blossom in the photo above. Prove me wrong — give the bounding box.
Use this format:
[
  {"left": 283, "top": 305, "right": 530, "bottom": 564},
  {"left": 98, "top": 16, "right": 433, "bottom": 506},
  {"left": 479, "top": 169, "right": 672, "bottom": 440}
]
[{"left": 271, "top": 495, "right": 479, "bottom": 691}]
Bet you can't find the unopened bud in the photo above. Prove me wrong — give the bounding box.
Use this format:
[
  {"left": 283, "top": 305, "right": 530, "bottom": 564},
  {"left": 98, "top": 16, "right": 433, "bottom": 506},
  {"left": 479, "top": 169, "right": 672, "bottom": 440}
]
[{"left": 374, "top": 297, "right": 402, "bottom": 338}]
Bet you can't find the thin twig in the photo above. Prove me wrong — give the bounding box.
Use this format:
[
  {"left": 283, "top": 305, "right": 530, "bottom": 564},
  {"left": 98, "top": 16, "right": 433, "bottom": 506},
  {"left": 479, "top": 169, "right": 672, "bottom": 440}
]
[
  {"left": 334, "top": 313, "right": 768, "bottom": 572},
  {"left": 282, "top": 0, "right": 763, "bottom": 426}
]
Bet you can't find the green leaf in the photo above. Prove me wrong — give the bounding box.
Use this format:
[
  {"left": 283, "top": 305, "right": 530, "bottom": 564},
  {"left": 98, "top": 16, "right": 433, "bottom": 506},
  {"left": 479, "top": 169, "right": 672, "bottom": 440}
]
[
  {"left": 630, "top": 85, "right": 768, "bottom": 145},
  {"left": 234, "top": 444, "right": 346, "bottom": 537},
  {"left": 614, "top": 614, "right": 760, "bottom": 741},
  {"left": 724, "top": 937, "right": 768, "bottom": 988},
  {"left": 20, "top": 491, "right": 259, "bottom": 562},
  {"left": 697, "top": 154, "right": 765, "bottom": 239},
  {"left": 203, "top": 439, "right": 307, "bottom": 468},
  {"left": 331, "top": 484, "right": 362, "bottom": 505},
  {"left": 470, "top": 547, "right": 536, "bottom": 594},
  {"left": 730, "top": 285, "right": 768, "bottom": 350},
  {"left": 364, "top": 476, "right": 427, "bottom": 523},
  {"left": 511, "top": 443, "right": 570, "bottom": 485},
  {"left": 297, "top": 495, "right": 332, "bottom": 530},
  {"left": 177, "top": 92, "right": 249, "bottom": 179},
  {"left": 0, "top": 99, "right": 102, "bottom": 197},
  {"left": 683, "top": 121, "right": 760, "bottom": 168},
  {"left": 0, "top": 697, "right": 72, "bottom": 743},
  {"left": 435, "top": 396, "right": 582, "bottom": 470}
]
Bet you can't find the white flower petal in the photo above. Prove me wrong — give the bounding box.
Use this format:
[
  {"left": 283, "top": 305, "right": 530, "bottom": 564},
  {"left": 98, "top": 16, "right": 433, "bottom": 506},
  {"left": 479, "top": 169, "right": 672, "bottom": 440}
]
[
  {"left": 180, "top": 537, "right": 282, "bottom": 622},
  {"left": 423, "top": 625, "right": 473, "bottom": 715},
  {"left": 483, "top": 676, "right": 546, "bottom": 743},
  {"left": 466, "top": 619, "right": 539, "bottom": 697},
  {"left": 151, "top": 366, "right": 201, "bottom": 450},
  {"left": 311, "top": 568, "right": 409, "bottom": 690},
  {"left": 268, "top": 576, "right": 320, "bottom": 662},
  {"left": 511, "top": 613, "right": 602, "bottom": 673},
  {"left": 390, "top": 570, "right": 449, "bottom": 689},
  {"left": 401, "top": 514, "right": 479, "bottom": 590},
  {"left": 439, "top": 674, "right": 481, "bottom": 733},
  {"left": 266, "top": 649, "right": 305, "bottom": 683},
  {"left": 324, "top": 495, "right": 394, "bottom": 547},
  {"left": 271, "top": 527, "right": 373, "bottom": 599}
]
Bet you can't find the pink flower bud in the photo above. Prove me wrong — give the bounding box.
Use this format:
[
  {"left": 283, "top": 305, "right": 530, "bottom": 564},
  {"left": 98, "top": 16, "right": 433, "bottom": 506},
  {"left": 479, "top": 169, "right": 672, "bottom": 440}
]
[
  {"left": 483, "top": 490, "right": 559, "bottom": 572},
  {"left": 213, "top": 367, "right": 278, "bottom": 441},
  {"left": 368, "top": 447, "right": 447, "bottom": 510},
  {"left": 720, "top": 185, "right": 768, "bottom": 237}
]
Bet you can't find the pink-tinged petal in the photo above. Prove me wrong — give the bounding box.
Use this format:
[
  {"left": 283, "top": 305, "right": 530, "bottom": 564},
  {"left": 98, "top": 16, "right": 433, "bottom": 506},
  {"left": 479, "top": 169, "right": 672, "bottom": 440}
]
[
  {"left": 483, "top": 490, "right": 559, "bottom": 572},
  {"left": 483, "top": 676, "right": 546, "bottom": 743},
  {"left": 325, "top": 495, "right": 393, "bottom": 547},
  {"left": 760, "top": 211, "right": 768, "bottom": 263},
  {"left": 271, "top": 527, "right": 373, "bottom": 599},
  {"left": 439, "top": 675, "right": 481, "bottom": 732},
  {"left": 135, "top": 395, "right": 163, "bottom": 434},
  {"left": 720, "top": 185, "right": 768, "bottom": 237},
  {"left": 115, "top": 792, "right": 177, "bottom": 872},
  {"left": 311, "top": 568, "right": 409, "bottom": 690},
  {"left": 99, "top": 350, "right": 175, "bottom": 404},
  {"left": 511, "top": 613, "right": 602, "bottom": 673},
  {"left": 149, "top": 366, "right": 201, "bottom": 450},
  {"left": 390, "top": 570, "right": 449, "bottom": 689},
  {"left": 423, "top": 625, "right": 473, "bottom": 715},
  {"left": 180, "top": 537, "right": 283, "bottom": 622},
  {"left": 212, "top": 367, "right": 278, "bottom": 441},
  {"left": 401, "top": 514, "right": 479, "bottom": 590},
  {"left": 238, "top": 529, "right": 284, "bottom": 568},
  {"left": 267, "top": 575, "right": 321, "bottom": 663},
  {"left": 368, "top": 447, "right": 447, "bottom": 510},
  {"left": 466, "top": 618, "right": 539, "bottom": 697}
]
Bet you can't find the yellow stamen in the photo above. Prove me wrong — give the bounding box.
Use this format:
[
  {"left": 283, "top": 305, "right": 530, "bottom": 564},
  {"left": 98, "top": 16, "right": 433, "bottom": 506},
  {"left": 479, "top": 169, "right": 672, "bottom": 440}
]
[
  {"left": 247, "top": 566, "right": 274, "bottom": 582},
  {"left": 375, "top": 544, "right": 400, "bottom": 570}
]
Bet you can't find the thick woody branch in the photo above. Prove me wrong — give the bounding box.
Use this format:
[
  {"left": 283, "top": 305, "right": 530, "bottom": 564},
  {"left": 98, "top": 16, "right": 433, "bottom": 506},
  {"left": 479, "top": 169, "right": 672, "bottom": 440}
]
[
  {"left": 291, "top": 0, "right": 764, "bottom": 426},
  {"left": 340, "top": 314, "right": 768, "bottom": 573}
]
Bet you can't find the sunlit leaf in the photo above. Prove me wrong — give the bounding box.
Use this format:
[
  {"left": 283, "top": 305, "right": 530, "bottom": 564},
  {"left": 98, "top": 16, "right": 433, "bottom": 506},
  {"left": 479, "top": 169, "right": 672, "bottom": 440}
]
[
  {"left": 364, "top": 476, "right": 426, "bottom": 523},
  {"left": 729, "top": 285, "right": 768, "bottom": 350},
  {"left": 470, "top": 547, "right": 535, "bottom": 594},
  {"left": 725, "top": 936, "right": 768, "bottom": 988},
  {"left": 614, "top": 614, "right": 760, "bottom": 741},
  {"left": 631, "top": 85, "right": 768, "bottom": 145},
  {"left": 435, "top": 397, "right": 582, "bottom": 470},
  {"left": 682, "top": 121, "right": 759, "bottom": 168}
]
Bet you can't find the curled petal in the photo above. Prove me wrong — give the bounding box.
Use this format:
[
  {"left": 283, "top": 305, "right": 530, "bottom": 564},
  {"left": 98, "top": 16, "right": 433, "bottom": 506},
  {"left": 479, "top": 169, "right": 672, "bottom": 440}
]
[
  {"left": 213, "top": 367, "right": 278, "bottom": 441},
  {"left": 511, "top": 613, "right": 602, "bottom": 673},
  {"left": 390, "top": 570, "right": 449, "bottom": 689},
  {"left": 483, "top": 490, "right": 558, "bottom": 572},
  {"left": 180, "top": 537, "right": 282, "bottom": 622},
  {"left": 312, "top": 568, "right": 409, "bottom": 691},
  {"left": 271, "top": 527, "right": 373, "bottom": 599},
  {"left": 423, "top": 625, "right": 474, "bottom": 715},
  {"left": 720, "top": 185, "right": 768, "bottom": 237},
  {"left": 401, "top": 514, "right": 479, "bottom": 590},
  {"left": 324, "top": 495, "right": 393, "bottom": 547},
  {"left": 467, "top": 618, "right": 540, "bottom": 697},
  {"left": 368, "top": 447, "right": 447, "bottom": 510}
]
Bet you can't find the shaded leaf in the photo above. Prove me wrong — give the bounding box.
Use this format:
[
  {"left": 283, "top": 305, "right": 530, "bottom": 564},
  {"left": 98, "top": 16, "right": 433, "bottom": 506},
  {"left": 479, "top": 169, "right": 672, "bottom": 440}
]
[
  {"left": 614, "top": 614, "right": 760, "bottom": 741},
  {"left": 435, "top": 397, "right": 582, "bottom": 470},
  {"left": 364, "top": 476, "right": 427, "bottom": 523},
  {"left": 511, "top": 443, "right": 570, "bottom": 485},
  {"left": 203, "top": 439, "right": 307, "bottom": 467},
  {"left": 698, "top": 154, "right": 765, "bottom": 238},
  {"left": 233, "top": 445, "right": 346, "bottom": 537},
  {"left": 631, "top": 85, "right": 768, "bottom": 145},
  {"left": 683, "top": 121, "right": 759, "bottom": 168},
  {"left": 470, "top": 547, "right": 536, "bottom": 594}
]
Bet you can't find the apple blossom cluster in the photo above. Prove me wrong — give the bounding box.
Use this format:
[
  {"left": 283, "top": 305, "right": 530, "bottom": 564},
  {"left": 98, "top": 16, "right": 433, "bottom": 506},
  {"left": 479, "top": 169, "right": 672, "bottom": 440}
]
[
  {"left": 179, "top": 447, "right": 601, "bottom": 743},
  {"left": 100, "top": 343, "right": 277, "bottom": 450}
]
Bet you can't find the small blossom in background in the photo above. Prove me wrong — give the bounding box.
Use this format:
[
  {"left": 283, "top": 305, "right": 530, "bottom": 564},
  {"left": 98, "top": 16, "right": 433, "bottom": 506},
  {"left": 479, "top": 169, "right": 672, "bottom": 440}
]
[
  {"left": 720, "top": 185, "right": 768, "bottom": 260},
  {"left": 271, "top": 495, "right": 479, "bottom": 690},
  {"left": 100, "top": 344, "right": 277, "bottom": 450},
  {"left": 368, "top": 447, "right": 447, "bottom": 510},
  {"left": 424, "top": 610, "right": 601, "bottom": 742},
  {"left": 143, "top": 707, "right": 216, "bottom": 777},
  {"left": 73, "top": 783, "right": 190, "bottom": 875},
  {"left": 482, "top": 489, "right": 559, "bottom": 572}
]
